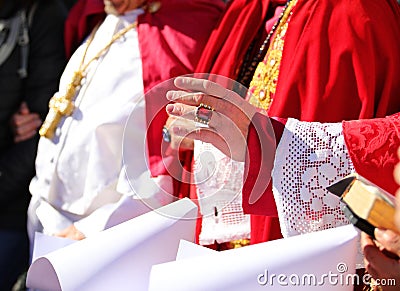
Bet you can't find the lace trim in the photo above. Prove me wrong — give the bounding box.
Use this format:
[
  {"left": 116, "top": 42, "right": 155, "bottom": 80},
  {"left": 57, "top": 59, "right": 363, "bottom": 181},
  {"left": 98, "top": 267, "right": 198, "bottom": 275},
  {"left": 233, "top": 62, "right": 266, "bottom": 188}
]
[
  {"left": 272, "top": 119, "right": 364, "bottom": 267},
  {"left": 273, "top": 118, "right": 354, "bottom": 236},
  {"left": 194, "top": 141, "right": 250, "bottom": 245}
]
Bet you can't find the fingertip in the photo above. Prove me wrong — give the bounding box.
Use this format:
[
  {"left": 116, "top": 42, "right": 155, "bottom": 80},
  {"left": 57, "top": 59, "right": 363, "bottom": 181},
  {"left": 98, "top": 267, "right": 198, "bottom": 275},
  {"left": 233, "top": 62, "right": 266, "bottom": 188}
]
[
  {"left": 362, "top": 244, "right": 378, "bottom": 262},
  {"left": 166, "top": 91, "right": 174, "bottom": 101},
  {"left": 174, "top": 77, "right": 185, "bottom": 88},
  {"left": 175, "top": 76, "right": 193, "bottom": 88},
  {"left": 374, "top": 228, "right": 385, "bottom": 240},
  {"left": 20, "top": 102, "right": 29, "bottom": 113},
  {"left": 375, "top": 228, "right": 398, "bottom": 244},
  {"left": 166, "top": 104, "right": 174, "bottom": 114}
]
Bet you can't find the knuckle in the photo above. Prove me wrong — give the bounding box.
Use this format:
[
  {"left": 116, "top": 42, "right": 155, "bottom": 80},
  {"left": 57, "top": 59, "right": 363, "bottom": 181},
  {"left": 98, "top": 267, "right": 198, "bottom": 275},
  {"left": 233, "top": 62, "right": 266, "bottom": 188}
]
[
  {"left": 193, "top": 93, "right": 204, "bottom": 104},
  {"left": 15, "top": 127, "right": 23, "bottom": 135},
  {"left": 175, "top": 104, "right": 185, "bottom": 115},
  {"left": 203, "top": 80, "right": 212, "bottom": 91},
  {"left": 13, "top": 118, "right": 21, "bottom": 126}
]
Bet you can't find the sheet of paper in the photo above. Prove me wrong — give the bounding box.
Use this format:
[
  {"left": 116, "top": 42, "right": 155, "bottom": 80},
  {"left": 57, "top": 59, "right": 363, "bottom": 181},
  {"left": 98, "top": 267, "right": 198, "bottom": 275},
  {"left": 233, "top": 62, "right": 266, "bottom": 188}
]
[
  {"left": 31, "top": 232, "right": 75, "bottom": 262},
  {"left": 149, "top": 224, "right": 359, "bottom": 291},
  {"left": 175, "top": 239, "right": 216, "bottom": 261},
  {"left": 26, "top": 198, "right": 198, "bottom": 291}
]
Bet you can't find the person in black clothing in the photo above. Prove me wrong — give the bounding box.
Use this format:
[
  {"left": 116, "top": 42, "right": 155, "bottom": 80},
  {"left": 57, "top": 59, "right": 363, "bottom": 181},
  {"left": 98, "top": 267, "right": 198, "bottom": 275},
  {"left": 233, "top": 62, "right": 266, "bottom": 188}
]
[
  {"left": 0, "top": 0, "right": 67, "bottom": 289},
  {"left": 63, "top": 0, "right": 78, "bottom": 10}
]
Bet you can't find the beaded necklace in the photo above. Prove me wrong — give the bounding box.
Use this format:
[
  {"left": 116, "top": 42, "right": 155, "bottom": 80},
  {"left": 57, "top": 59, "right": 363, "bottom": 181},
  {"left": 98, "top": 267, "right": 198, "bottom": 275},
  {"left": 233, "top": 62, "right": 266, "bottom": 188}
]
[{"left": 237, "top": 0, "right": 294, "bottom": 87}]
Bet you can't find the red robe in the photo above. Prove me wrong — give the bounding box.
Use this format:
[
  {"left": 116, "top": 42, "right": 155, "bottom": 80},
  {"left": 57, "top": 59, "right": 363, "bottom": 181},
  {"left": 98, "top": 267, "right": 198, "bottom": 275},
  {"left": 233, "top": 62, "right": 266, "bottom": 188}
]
[
  {"left": 64, "top": 0, "right": 225, "bottom": 198},
  {"left": 197, "top": 0, "right": 400, "bottom": 243}
]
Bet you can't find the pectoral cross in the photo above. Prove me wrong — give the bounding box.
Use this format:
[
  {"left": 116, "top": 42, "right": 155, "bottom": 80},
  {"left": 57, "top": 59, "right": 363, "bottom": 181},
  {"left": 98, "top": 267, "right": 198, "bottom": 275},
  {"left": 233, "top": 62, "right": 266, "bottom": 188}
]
[{"left": 39, "top": 71, "right": 83, "bottom": 139}]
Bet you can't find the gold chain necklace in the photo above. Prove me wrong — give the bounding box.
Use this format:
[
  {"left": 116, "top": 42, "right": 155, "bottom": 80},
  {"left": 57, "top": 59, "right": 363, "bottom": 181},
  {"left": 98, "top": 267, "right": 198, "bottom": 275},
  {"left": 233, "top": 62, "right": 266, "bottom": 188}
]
[{"left": 39, "top": 20, "right": 138, "bottom": 139}]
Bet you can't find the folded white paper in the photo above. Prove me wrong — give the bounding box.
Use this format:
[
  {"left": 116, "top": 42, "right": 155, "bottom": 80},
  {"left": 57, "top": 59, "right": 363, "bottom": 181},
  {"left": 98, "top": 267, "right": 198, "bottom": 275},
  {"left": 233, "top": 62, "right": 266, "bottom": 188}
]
[
  {"left": 175, "top": 239, "right": 216, "bottom": 261},
  {"left": 31, "top": 233, "right": 75, "bottom": 263},
  {"left": 149, "top": 224, "right": 359, "bottom": 291},
  {"left": 26, "top": 198, "right": 198, "bottom": 291}
]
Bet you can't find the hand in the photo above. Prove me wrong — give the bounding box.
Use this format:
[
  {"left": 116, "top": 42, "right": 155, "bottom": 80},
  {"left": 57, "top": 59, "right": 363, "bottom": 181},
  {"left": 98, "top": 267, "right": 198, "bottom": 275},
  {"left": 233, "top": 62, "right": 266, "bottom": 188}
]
[
  {"left": 361, "top": 230, "right": 400, "bottom": 290},
  {"left": 166, "top": 76, "right": 257, "bottom": 162},
  {"left": 10, "top": 102, "right": 42, "bottom": 143},
  {"left": 164, "top": 116, "right": 194, "bottom": 151},
  {"left": 55, "top": 224, "right": 86, "bottom": 240}
]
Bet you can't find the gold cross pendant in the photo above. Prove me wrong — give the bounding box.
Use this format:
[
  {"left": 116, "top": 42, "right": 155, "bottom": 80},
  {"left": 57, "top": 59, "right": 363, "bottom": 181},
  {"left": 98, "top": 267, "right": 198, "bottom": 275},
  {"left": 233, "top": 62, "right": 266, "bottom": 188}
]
[
  {"left": 39, "top": 71, "right": 82, "bottom": 139},
  {"left": 39, "top": 95, "right": 75, "bottom": 139}
]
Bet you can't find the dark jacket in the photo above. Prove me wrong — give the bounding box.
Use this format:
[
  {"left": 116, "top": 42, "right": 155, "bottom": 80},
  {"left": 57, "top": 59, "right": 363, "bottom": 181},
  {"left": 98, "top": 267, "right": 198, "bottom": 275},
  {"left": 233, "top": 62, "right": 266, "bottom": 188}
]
[{"left": 0, "top": 0, "right": 67, "bottom": 230}]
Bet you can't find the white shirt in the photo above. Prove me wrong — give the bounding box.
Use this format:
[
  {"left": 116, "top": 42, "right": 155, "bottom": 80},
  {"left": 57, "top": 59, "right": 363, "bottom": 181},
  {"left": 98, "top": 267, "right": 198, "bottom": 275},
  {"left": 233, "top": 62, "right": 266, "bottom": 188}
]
[{"left": 29, "top": 10, "right": 173, "bottom": 239}]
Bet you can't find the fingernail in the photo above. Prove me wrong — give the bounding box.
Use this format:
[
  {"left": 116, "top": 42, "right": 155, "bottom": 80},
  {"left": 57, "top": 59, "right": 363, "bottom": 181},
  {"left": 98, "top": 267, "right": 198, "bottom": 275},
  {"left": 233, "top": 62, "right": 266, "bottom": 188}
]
[
  {"left": 374, "top": 228, "right": 385, "bottom": 238},
  {"left": 166, "top": 92, "right": 173, "bottom": 101},
  {"left": 174, "top": 77, "right": 183, "bottom": 84},
  {"left": 374, "top": 228, "right": 393, "bottom": 241},
  {"left": 166, "top": 104, "right": 174, "bottom": 113}
]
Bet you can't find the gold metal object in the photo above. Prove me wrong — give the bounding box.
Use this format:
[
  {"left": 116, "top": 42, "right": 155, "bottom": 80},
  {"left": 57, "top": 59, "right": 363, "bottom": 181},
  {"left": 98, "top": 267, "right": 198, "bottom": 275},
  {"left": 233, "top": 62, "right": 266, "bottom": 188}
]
[
  {"left": 249, "top": 0, "right": 298, "bottom": 110},
  {"left": 229, "top": 239, "right": 250, "bottom": 249},
  {"left": 39, "top": 21, "right": 138, "bottom": 139},
  {"left": 146, "top": 1, "right": 161, "bottom": 13}
]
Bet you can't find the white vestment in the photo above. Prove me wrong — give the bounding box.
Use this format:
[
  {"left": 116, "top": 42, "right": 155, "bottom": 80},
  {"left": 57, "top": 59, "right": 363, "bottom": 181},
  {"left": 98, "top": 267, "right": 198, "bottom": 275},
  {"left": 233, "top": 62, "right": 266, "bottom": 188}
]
[{"left": 28, "top": 10, "right": 173, "bottom": 245}]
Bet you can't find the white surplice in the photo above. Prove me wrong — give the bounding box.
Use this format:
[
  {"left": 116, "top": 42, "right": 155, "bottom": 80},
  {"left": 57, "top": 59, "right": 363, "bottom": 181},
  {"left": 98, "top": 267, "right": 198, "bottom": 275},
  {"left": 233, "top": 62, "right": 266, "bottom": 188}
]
[{"left": 28, "top": 10, "right": 173, "bottom": 244}]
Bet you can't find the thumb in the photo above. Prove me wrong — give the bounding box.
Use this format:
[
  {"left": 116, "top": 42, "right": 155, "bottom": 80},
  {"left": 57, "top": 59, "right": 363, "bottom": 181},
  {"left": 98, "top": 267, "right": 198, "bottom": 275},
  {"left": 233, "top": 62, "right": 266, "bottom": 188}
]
[
  {"left": 19, "top": 102, "right": 30, "bottom": 114},
  {"left": 374, "top": 228, "right": 400, "bottom": 257}
]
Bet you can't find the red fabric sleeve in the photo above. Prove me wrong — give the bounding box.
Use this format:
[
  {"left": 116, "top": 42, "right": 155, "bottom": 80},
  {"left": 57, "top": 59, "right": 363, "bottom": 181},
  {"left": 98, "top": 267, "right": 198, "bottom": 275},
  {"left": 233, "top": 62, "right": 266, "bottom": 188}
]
[
  {"left": 242, "top": 113, "right": 286, "bottom": 216},
  {"left": 343, "top": 113, "right": 400, "bottom": 196}
]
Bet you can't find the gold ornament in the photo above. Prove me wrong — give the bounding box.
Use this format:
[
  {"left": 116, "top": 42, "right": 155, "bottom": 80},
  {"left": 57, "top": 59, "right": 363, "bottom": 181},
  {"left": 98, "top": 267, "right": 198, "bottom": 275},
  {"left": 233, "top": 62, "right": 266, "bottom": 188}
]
[
  {"left": 249, "top": 0, "right": 298, "bottom": 110},
  {"left": 39, "top": 20, "right": 138, "bottom": 139}
]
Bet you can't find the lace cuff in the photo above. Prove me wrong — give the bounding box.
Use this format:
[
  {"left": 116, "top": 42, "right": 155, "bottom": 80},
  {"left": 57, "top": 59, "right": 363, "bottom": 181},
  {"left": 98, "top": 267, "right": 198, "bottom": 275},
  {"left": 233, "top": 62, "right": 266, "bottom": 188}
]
[
  {"left": 272, "top": 118, "right": 355, "bottom": 238},
  {"left": 194, "top": 141, "right": 250, "bottom": 245}
]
